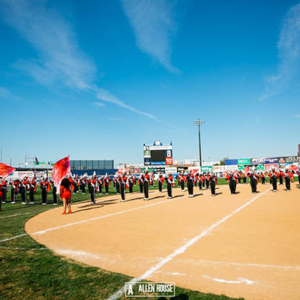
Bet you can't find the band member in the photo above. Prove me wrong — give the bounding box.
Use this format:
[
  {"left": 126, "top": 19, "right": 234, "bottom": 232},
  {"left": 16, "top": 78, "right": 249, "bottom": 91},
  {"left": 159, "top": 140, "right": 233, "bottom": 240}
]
[
  {"left": 179, "top": 172, "right": 185, "bottom": 191},
  {"left": 50, "top": 180, "right": 58, "bottom": 205},
  {"left": 113, "top": 176, "right": 117, "bottom": 189},
  {"left": 284, "top": 170, "right": 291, "bottom": 191},
  {"left": 167, "top": 173, "right": 173, "bottom": 199},
  {"left": 260, "top": 172, "right": 265, "bottom": 184},
  {"left": 97, "top": 176, "right": 104, "bottom": 194},
  {"left": 29, "top": 177, "right": 37, "bottom": 204},
  {"left": 116, "top": 175, "right": 121, "bottom": 194},
  {"left": 186, "top": 171, "right": 194, "bottom": 197},
  {"left": 297, "top": 170, "right": 300, "bottom": 186},
  {"left": 73, "top": 175, "right": 79, "bottom": 193},
  {"left": 205, "top": 173, "right": 210, "bottom": 189},
  {"left": 60, "top": 177, "right": 72, "bottom": 214},
  {"left": 269, "top": 168, "right": 279, "bottom": 192},
  {"left": 237, "top": 172, "right": 241, "bottom": 184},
  {"left": 138, "top": 175, "right": 144, "bottom": 193},
  {"left": 209, "top": 172, "right": 218, "bottom": 196},
  {"left": 227, "top": 172, "right": 237, "bottom": 194},
  {"left": 10, "top": 179, "right": 18, "bottom": 204},
  {"left": 80, "top": 176, "right": 87, "bottom": 194},
  {"left": 158, "top": 174, "right": 164, "bottom": 192},
  {"left": 90, "top": 175, "right": 97, "bottom": 204},
  {"left": 40, "top": 177, "right": 51, "bottom": 205},
  {"left": 104, "top": 174, "right": 110, "bottom": 194},
  {"left": 143, "top": 170, "right": 150, "bottom": 200},
  {"left": 279, "top": 170, "right": 284, "bottom": 185},
  {"left": 242, "top": 173, "right": 247, "bottom": 184},
  {"left": 128, "top": 175, "right": 134, "bottom": 193},
  {"left": 248, "top": 172, "right": 258, "bottom": 193},
  {"left": 0, "top": 177, "right": 3, "bottom": 210},
  {"left": 1, "top": 179, "right": 7, "bottom": 204},
  {"left": 19, "top": 177, "right": 28, "bottom": 204},
  {"left": 120, "top": 172, "right": 127, "bottom": 202}
]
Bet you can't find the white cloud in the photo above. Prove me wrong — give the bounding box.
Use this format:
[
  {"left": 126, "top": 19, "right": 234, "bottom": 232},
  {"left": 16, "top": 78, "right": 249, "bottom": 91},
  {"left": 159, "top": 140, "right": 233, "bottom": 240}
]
[
  {"left": 0, "top": 0, "right": 161, "bottom": 122},
  {"left": 260, "top": 2, "right": 300, "bottom": 101},
  {"left": 0, "top": 0, "right": 96, "bottom": 90},
  {"left": 93, "top": 102, "right": 106, "bottom": 108},
  {"left": 0, "top": 86, "right": 22, "bottom": 102},
  {"left": 121, "top": 0, "right": 179, "bottom": 73}
]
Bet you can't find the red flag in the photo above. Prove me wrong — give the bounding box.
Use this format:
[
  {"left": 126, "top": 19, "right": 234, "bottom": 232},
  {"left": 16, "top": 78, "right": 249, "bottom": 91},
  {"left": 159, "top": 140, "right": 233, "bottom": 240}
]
[
  {"left": 52, "top": 156, "right": 71, "bottom": 187},
  {"left": 0, "top": 163, "right": 15, "bottom": 179}
]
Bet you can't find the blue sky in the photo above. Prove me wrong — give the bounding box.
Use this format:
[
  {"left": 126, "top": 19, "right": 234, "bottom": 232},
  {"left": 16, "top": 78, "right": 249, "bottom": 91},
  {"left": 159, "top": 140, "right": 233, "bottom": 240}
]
[{"left": 0, "top": 0, "right": 300, "bottom": 167}]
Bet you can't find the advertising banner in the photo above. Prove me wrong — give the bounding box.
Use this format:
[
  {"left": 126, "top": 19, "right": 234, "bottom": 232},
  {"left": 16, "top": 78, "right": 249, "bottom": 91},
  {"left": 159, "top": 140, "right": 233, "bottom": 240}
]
[
  {"left": 251, "top": 158, "right": 265, "bottom": 165},
  {"left": 201, "top": 166, "right": 213, "bottom": 173},
  {"left": 237, "top": 159, "right": 251, "bottom": 165},
  {"left": 257, "top": 164, "right": 265, "bottom": 171},
  {"left": 265, "top": 157, "right": 278, "bottom": 164},
  {"left": 144, "top": 149, "right": 151, "bottom": 158},
  {"left": 144, "top": 158, "right": 151, "bottom": 166},
  {"left": 278, "top": 156, "right": 300, "bottom": 164},
  {"left": 225, "top": 159, "right": 238, "bottom": 165},
  {"left": 166, "top": 157, "right": 173, "bottom": 165},
  {"left": 224, "top": 165, "right": 238, "bottom": 171},
  {"left": 265, "top": 163, "right": 279, "bottom": 171},
  {"left": 165, "top": 167, "right": 177, "bottom": 174},
  {"left": 213, "top": 166, "right": 226, "bottom": 172},
  {"left": 151, "top": 161, "right": 166, "bottom": 165},
  {"left": 188, "top": 167, "right": 200, "bottom": 174}
]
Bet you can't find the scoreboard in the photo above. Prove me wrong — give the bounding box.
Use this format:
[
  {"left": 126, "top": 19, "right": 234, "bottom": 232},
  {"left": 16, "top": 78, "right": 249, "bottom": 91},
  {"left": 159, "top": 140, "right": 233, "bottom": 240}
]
[{"left": 143, "top": 140, "right": 173, "bottom": 166}]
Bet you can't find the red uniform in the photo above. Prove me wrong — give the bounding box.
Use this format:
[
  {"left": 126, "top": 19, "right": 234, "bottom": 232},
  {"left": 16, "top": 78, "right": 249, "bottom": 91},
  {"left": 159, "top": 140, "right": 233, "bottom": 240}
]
[{"left": 60, "top": 185, "right": 72, "bottom": 200}]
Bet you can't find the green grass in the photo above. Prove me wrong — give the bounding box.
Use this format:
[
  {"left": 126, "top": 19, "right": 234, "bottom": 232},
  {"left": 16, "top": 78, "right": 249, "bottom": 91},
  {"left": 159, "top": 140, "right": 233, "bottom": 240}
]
[{"left": 0, "top": 183, "right": 243, "bottom": 300}]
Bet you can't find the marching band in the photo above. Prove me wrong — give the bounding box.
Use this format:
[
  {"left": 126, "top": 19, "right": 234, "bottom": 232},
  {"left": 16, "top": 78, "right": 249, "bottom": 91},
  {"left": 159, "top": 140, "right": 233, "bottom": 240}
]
[{"left": 0, "top": 167, "right": 298, "bottom": 211}]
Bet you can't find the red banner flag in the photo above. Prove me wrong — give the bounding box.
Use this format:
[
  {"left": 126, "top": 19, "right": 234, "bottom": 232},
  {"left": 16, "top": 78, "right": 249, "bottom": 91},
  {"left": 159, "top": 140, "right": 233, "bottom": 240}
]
[
  {"left": 0, "top": 163, "right": 15, "bottom": 179},
  {"left": 52, "top": 156, "right": 71, "bottom": 187}
]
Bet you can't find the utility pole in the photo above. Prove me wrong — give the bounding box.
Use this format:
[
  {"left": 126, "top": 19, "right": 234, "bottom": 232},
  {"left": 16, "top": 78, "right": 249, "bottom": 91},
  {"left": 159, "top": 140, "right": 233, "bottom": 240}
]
[{"left": 193, "top": 119, "right": 205, "bottom": 168}]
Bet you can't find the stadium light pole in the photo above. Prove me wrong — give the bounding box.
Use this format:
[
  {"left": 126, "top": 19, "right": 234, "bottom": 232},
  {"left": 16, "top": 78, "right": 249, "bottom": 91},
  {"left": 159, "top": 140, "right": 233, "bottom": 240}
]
[{"left": 193, "top": 119, "right": 205, "bottom": 168}]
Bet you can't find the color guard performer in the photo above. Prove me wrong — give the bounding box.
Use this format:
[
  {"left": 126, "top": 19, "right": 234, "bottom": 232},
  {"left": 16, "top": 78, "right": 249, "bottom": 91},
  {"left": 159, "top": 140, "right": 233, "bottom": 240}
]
[
  {"left": 60, "top": 177, "right": 72, "bottom": 214},
  {"left": 209, "top": 172, "right": 218, "bottom": 196},
  {"left": 186, "top": 171, "right": 194, "bottom": 197},
  {"left": 167, "top": 173, "right": 173, "bottom": 199},
  {"left": 29, "top": 177, "right": 37, "bottom": 204}
]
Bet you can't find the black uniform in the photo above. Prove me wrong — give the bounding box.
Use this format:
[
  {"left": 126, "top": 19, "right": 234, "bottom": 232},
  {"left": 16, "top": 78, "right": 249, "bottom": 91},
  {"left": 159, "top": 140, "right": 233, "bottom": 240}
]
[
  {"left": 167, "top": 175, "right": 173, "bottom": 198},
  {"left": 209, "top": 175, "right": 217, "bottom": 195},
  {"left": 229, "top": 175, "right": 237, "bottom": 194},
  {"left": 249, "top": 174, "right": 257, "bottom": 193},
  {"left": 187, "top": 173, "right": 194, "bottom": 196},
  {"left": 285, "top": 173, "right": 291, "bottom": 191}
]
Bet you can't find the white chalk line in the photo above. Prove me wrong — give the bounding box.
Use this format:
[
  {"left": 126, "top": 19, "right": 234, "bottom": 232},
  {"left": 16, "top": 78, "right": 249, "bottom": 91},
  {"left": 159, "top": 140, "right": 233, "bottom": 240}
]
[
  {"left": 0, "top": 233, "right": 28, "bottom": 243},
  {"left": 202, "top": 275, "right": 254, "bottom": 285},
  {"left": 0, "top": 246, "right": 48, "bottom": 251},
  {"left": 107, "top": 188, "right": 272, "bottom": 300},
  {"left": 196, "top": 260, "right": 300, "bottom": 271}
]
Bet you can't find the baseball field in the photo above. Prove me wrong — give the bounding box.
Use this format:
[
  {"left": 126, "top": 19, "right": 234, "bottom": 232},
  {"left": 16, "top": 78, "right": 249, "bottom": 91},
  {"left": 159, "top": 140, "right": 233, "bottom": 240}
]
[{"left": 1, "top": 180, "right": 299, "bottom": 300}]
